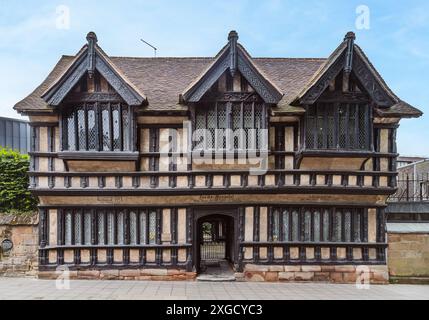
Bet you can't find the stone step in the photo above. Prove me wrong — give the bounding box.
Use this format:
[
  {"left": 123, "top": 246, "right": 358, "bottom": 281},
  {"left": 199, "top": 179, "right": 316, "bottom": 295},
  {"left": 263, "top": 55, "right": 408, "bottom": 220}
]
[{"left": 196, "top": 275, "right": 236, "bottom": 282}]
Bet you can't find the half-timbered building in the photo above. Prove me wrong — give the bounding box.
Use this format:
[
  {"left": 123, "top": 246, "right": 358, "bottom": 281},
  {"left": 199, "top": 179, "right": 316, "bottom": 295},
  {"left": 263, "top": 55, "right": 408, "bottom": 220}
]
[{"left": 14, "top": 31, "right": 422, "bottom": 282}]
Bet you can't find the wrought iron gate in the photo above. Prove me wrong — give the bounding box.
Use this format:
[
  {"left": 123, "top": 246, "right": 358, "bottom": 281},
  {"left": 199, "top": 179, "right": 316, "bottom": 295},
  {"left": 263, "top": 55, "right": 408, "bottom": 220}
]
[{"left": 200, "top": 221, "right": 226, "bottom": 261}]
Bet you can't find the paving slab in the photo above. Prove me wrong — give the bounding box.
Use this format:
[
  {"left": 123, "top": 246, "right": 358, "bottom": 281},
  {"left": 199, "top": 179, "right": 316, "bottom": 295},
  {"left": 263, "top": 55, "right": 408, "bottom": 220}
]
[{"left": 0, "top": 278, "right": 428, "bottom": 300}]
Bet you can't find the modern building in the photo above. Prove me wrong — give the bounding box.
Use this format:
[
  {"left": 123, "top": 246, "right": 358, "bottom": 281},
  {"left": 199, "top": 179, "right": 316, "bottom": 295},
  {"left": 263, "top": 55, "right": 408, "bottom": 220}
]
[
  {"left": 0, "top": 116, "right": 30, "bottom": 154},
  {"left": 14, "top": 31, "right": 422, "bottom": 283},
  {"left": 397, "top": 156, "right": 428, "bottom": 168}
]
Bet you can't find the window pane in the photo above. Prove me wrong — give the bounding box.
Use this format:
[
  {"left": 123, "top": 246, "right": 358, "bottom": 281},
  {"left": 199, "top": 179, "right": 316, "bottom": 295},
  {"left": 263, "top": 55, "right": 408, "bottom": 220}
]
[
  {"left": 122, "top": 106, "right": 130, "bottom": 151},
  {"left": 87, "top": 106, "right": 97, "bottom": 151},
  {"left": 313, "top": 210, "right": 321, "bottom": 242},
  {"left": 117, "top": 210, "right": 124, "bottom": 245},
  {"left": 354, "top": 211, "right": 361, "bottom": 242},
  {"left": 65, "top": 211, "right": 72, "bottom": 245},
  {"left": 196, "top": 112, "right": 205, "bottom": 129},
  {"left": 348, "top": 104, "right": 356, "bottom": 148},
  {"left": 338, "top": 105, "right": 347, "bottom": 148},
  {"left": 254, "top": 104, "right": 263, "bottom": 149},
  {"left": 305, "top": 106, "right": 315, "bottom": 149},
  {"left": 232, "top": 104, "right": 241, "bottom": 149},
  {"left": 101, "top": 104, "right": 111, "bottom": 151},
  {"left": 243, "top": 104, "right": 254, "bottom": 149},
  {"left": 217, "top": 104, "right": 227, "bottom": 149},
  {"left": 291, "top": 210, "right": 299, "bottom": 241},
  {"left": 282, "top": 209, "right": 289, "bottom": 241},
  {"left": 74, "top": 212, "right": 82, "bottom": 245},
  {"left": 130, "top": 211, "right": 137, "bottom": 245},
  {"left": 139, "top": 211, "right": 147, "bottom": 244},
  {"left": 327, "top": 107, "right": 335, "bottom": 148},
  {"left": 344, "top": 211, "right": 352, "bottom": 242},
  {"left": 195, "top": 112, "right": 205, "bottom": 149},
  {"left": 97, "top": 212, "right": 105, "bottom": 245},
  {"left": 107, "top": 211, "right": 115, "bottom": 245},
  {"left": 322, "top": 209, "right": 330, "bottom": 242},
  {"left": 358, "top": 105, "right": 367, "bottom": 149},
  {"left": 84, "top": 210, "right": 92, "bottom": 245},
  {"left": 207, "top": 107, "right": 216, "bottom": 149},
  {"left": 304, "top": 210, "right": 312, "bottom": 241},
  {"left": 148, "top": 211, "right": 156, "bottom": 244},
  {"left": 273, "top": 210, "right": 279, "bottom": 242},
  {"left": 334, "top": 211, "right": 342, "bottom": 242},
  {"left": 112, "top": 105, "right": 121, "bottom": 150},
  {"left": 77, "top": 107, "right": 86, "bottom": 150},
  {"left": 316, "top": 105, "right": 324, "bottom": 148},
  {"left": 66, "top": 112, "right": 76, "bottom": 151}
]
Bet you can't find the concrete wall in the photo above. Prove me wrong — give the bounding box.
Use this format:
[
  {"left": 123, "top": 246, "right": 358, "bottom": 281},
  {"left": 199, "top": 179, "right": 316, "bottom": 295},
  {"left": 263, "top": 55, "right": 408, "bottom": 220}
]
[{"left": 0, "top": 213, "right": 38, "bottom": 277}]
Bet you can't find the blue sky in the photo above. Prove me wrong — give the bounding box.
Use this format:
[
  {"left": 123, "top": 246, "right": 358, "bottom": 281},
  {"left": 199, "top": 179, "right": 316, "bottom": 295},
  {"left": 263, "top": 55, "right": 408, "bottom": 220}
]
[{"left": 0, "top": 0, "right": 428, "bottom": 155}]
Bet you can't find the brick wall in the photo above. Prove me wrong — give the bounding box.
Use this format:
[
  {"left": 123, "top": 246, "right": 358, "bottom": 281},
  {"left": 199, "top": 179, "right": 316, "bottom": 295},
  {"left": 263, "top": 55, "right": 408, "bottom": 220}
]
[{"left": 0, "top": 213, "right": 38, "bottom": 277}]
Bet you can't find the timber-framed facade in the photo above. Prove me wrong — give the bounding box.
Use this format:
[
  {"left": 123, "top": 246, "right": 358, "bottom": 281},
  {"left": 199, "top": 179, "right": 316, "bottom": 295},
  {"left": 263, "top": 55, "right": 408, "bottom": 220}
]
[{"left": 15, "top": 31, "right": 422, "bottom": 282}]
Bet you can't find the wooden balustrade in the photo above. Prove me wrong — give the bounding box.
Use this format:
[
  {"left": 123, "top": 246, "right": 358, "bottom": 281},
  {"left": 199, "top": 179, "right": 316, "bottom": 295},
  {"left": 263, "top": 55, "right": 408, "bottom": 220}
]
[
  {"left": 39, "top": 244, "right": 193, "bottom": 270},
  {"left": 29, "top": 169, "right": 397, "bottom": 194},
  {"left": 240, "top": 241, "right": 387, "bottom": 265}
]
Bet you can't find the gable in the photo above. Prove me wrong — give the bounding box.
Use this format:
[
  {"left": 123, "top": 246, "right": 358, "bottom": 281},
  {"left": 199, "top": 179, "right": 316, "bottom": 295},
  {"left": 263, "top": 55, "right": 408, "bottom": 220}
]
[
  {"left": 61, "top": 69, "right": 125, "bottom": 104},
  {"left": 182, "top": 31, "right": 283, "bottom": 104},
  {"left": 41, "top": 32, "right": 146, "bottom": 107},
  {"left": 294, "top": 32, "right": 397, "bottom": 107}
]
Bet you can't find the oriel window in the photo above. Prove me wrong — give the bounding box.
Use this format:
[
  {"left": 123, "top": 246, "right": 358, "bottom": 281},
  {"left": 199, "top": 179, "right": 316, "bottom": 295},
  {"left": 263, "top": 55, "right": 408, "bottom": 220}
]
[
  {"left": 305, "top": 103, "right": 371, "bottom": 150},
  {"left": 62, "top": 102, "right": 133, "bottom": 152}
]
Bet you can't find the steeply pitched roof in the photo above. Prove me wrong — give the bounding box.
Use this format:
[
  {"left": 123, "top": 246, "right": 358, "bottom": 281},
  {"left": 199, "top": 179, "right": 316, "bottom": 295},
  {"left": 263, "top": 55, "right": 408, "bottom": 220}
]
[
  {"left": 14, "top": 31, "right": 422, "bottom": 119},
  {"left": 14, "top": 55, "right": 325, "bottom": 113},
  {"left": 41, "top": 35, "right": 146, "bottom": 107},
  {"left": 181, "top": 33, "right": 284, "bottom": 104}
]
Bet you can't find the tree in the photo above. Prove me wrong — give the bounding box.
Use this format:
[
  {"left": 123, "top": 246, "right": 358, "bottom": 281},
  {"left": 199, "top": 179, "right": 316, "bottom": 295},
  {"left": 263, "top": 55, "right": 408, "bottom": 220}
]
[{"left": 0, "top": 148, "right": 38, "bottom": 213}]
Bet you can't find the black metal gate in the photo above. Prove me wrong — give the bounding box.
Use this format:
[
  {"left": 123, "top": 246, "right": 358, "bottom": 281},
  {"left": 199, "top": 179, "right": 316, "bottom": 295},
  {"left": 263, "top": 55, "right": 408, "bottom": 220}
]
[{"left": 200, "top": 220, "right": 226, "bottom": 261}]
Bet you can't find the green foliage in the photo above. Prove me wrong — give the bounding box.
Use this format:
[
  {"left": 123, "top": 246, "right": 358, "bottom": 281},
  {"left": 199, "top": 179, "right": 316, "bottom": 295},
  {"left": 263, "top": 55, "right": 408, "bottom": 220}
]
[{"left": 0, "top": 148, "right": 38, "bottom": 213}]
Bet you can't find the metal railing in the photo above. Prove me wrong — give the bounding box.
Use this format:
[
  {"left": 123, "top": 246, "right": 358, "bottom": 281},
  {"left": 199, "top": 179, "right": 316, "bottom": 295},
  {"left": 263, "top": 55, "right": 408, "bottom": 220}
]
[{"left": 388, "top": 173, "right": 429, "bottom": 202}]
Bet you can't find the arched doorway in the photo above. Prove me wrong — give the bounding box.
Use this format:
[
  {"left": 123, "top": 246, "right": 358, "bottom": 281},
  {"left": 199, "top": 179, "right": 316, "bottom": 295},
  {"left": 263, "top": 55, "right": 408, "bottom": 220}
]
[{"left": 193, "top": 209, "right": 238, "bottom": 277}]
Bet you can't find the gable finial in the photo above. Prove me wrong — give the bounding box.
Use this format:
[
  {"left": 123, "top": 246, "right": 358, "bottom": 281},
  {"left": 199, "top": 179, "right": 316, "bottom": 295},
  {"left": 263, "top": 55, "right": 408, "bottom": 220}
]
[
  {"left": 86, "top": 31, "right": 98, "bottom": 78},
  {"left": 228, "top": 30, "right": 238, "bottom": 77},
  {"left": 344, "top": 31, "right": 356, "bottom": 42},
  {"left": 344, "top": 31, "right": 355, "bottom": 74}
]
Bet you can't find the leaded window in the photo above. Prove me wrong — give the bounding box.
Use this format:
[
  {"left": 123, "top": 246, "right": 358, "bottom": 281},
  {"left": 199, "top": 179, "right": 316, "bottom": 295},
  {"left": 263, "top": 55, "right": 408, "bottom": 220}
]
[
  {"left": 305, "top": 103, "right": 370, "bottom": 150},
  {"left": 194, "top": 102, "right": 267, "bottom": 151},
  {"left": 62, "top": 208, "right": 157, "bottom": 246},
  {"left": 272, "top": 207, "right": 365, "bottom": 243},
  {"left": 62, "top": 103, "right": 133, "bottom": 152}
]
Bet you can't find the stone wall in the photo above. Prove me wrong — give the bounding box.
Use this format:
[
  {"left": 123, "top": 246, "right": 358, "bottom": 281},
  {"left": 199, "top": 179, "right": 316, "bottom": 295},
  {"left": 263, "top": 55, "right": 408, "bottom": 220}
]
[
  {"left": 0, "top": 213, "right": 38, "bottom": 277},
  {"left": 239, "top": 264, "right": 389, "bottom": 284},
  {"left": 388, "top": 232, "right": 429, "bottom": 283},
  {"left": 38, "top": 269, "right": 196, "bottom": 281}
]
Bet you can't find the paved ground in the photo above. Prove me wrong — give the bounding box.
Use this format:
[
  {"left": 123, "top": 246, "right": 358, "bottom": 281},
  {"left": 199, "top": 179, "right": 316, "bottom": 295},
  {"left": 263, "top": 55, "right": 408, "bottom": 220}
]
[
  {"left": 0, "top": 278, "right": 428, "bottom": 300},
  {"left": 197, "top": 260, "right": 236, "bottom": 281}
]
